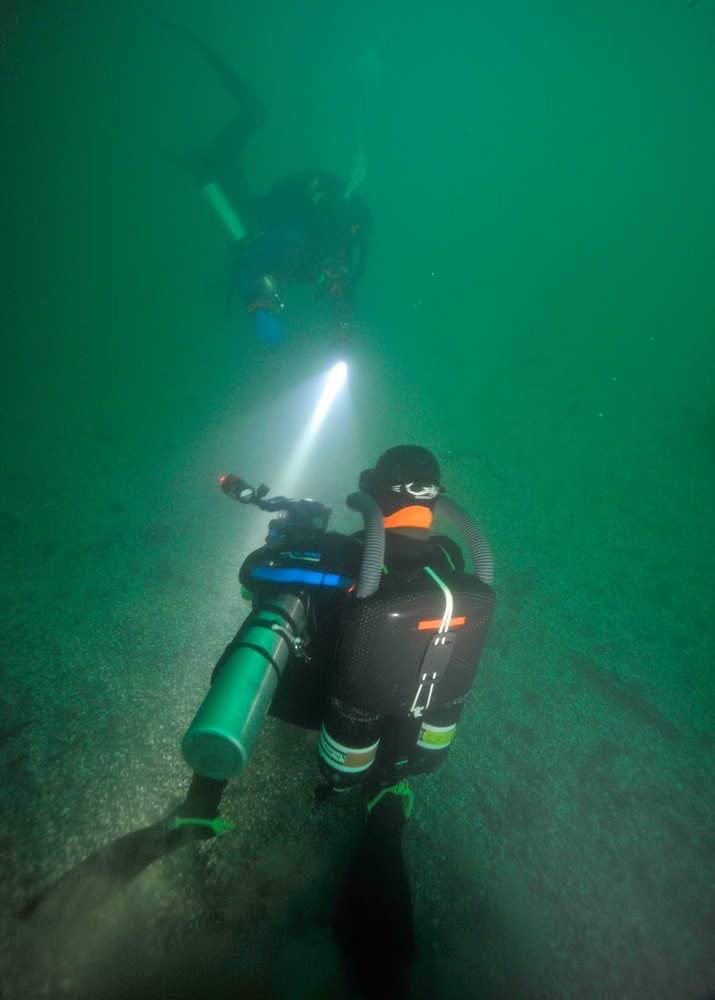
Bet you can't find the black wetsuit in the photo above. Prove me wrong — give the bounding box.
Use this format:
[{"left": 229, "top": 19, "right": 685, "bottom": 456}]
[
  {"left": 232, "top": 169, "right": 371, "bottom": 325},
  {"left": 201, "top": 111, "right": 371, "bottom": 328}
]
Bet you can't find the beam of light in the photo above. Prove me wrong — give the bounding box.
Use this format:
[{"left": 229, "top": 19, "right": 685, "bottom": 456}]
[
  {"left": 281, "top": 361, "right": 349, "bottom": 496},
  {"left": 308, "top": 361, "right": 347, "bottom": 432}
]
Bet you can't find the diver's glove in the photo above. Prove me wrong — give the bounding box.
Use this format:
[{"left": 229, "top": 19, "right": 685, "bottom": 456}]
[{"left": 252, "top": 307, "right": 286, "bottom": 346}]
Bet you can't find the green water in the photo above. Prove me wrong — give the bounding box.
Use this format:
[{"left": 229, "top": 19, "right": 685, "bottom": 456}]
[{"left": 1, "top": 2, "right": 714, "bottom": 998}]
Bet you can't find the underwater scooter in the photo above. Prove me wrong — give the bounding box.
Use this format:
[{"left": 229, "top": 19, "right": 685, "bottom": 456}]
[{"left": 181, "top": 474, "right": 334, "bottom": 781}]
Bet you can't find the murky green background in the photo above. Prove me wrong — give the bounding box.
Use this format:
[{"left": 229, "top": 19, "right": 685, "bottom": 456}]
[{"left": 1, "top": 2, "right": 714, "bottom": 998}]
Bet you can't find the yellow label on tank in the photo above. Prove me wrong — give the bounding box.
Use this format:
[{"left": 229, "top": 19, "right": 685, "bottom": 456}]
[{"left": 417, "top": 724, "right": 456, "bottom": 749}]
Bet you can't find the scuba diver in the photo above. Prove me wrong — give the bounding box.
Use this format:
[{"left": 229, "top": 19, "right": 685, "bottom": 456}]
[
  {"left": 22, "top": 446, "right": 495, "bottom": 1000},
  {"left": 164, "top": 22, "right": 372, "bottom": 346},
  {"left": 175, "top": 444, "right": 496, "bottom": 997}
]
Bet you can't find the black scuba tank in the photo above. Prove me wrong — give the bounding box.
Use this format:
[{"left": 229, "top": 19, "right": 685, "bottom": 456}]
[{"left": 319, "top": 492, "right": 496, "bottom": 787}]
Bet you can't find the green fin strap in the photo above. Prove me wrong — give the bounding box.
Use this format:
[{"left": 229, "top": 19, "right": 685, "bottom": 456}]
[
  {"left": 367, "top": 780, "right": 414, "bottom": 819},
  {"left": 170, "top": 816, "right": 235, "bottom": 836}
]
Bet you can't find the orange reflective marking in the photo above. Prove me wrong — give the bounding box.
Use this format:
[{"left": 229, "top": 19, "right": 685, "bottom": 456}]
[{"left": 417, "top": 616, "right": 466, "bottom": 631}]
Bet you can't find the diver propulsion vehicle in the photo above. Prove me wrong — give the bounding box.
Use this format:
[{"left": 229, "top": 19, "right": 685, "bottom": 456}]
[
  {"left": 181, "top": 475, "right": 496, "bottom": 783},
  {"left": 181, "top": 475, "right": 330, "bottom": 779}
]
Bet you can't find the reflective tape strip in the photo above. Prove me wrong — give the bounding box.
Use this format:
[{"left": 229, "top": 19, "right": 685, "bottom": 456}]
[
  {"left": 319, "top": 727, "right": 379, "bottom": 774},
  {"left": 250, "top": 566, "right": 354, "bottom": 589},
  {"left": 418, "top": 616, "right": 466, "bottom": 631},
  {"left": 417, "top": 723, "right": 457, "bottom": 750}
]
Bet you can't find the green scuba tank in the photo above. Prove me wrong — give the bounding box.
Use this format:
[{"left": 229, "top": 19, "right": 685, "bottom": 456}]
[{"left": 201, "top": 182, "right": 247, "bottom": 243}]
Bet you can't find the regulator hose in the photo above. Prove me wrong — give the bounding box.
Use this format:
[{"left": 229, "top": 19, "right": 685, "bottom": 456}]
[
  {"left": 346, "top": 491, "right": 385, "bottom": 598},
  {"left": 434, "top": 496, "right": 494, "bottom": 585}
]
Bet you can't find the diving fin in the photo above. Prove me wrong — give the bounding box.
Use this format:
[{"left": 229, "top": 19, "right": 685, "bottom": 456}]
[
  {"left": 19, "top": 817, "right": 213, "bottom": 926},
  {"left": 161, "top": 20, "right": 267, "bottom": 129},
  {"left": 333, "top": 789, "right": 415, "bottom": 998}
]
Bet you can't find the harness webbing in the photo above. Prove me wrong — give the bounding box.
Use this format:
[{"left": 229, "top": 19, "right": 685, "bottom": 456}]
[{"left": 409, "top": 566, "right": 454, "bottom": 717}]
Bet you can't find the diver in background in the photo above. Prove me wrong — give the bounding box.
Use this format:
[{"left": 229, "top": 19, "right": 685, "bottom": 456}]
[{"left": 164, "top": 22, "right": 372, "bottom": 346}]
